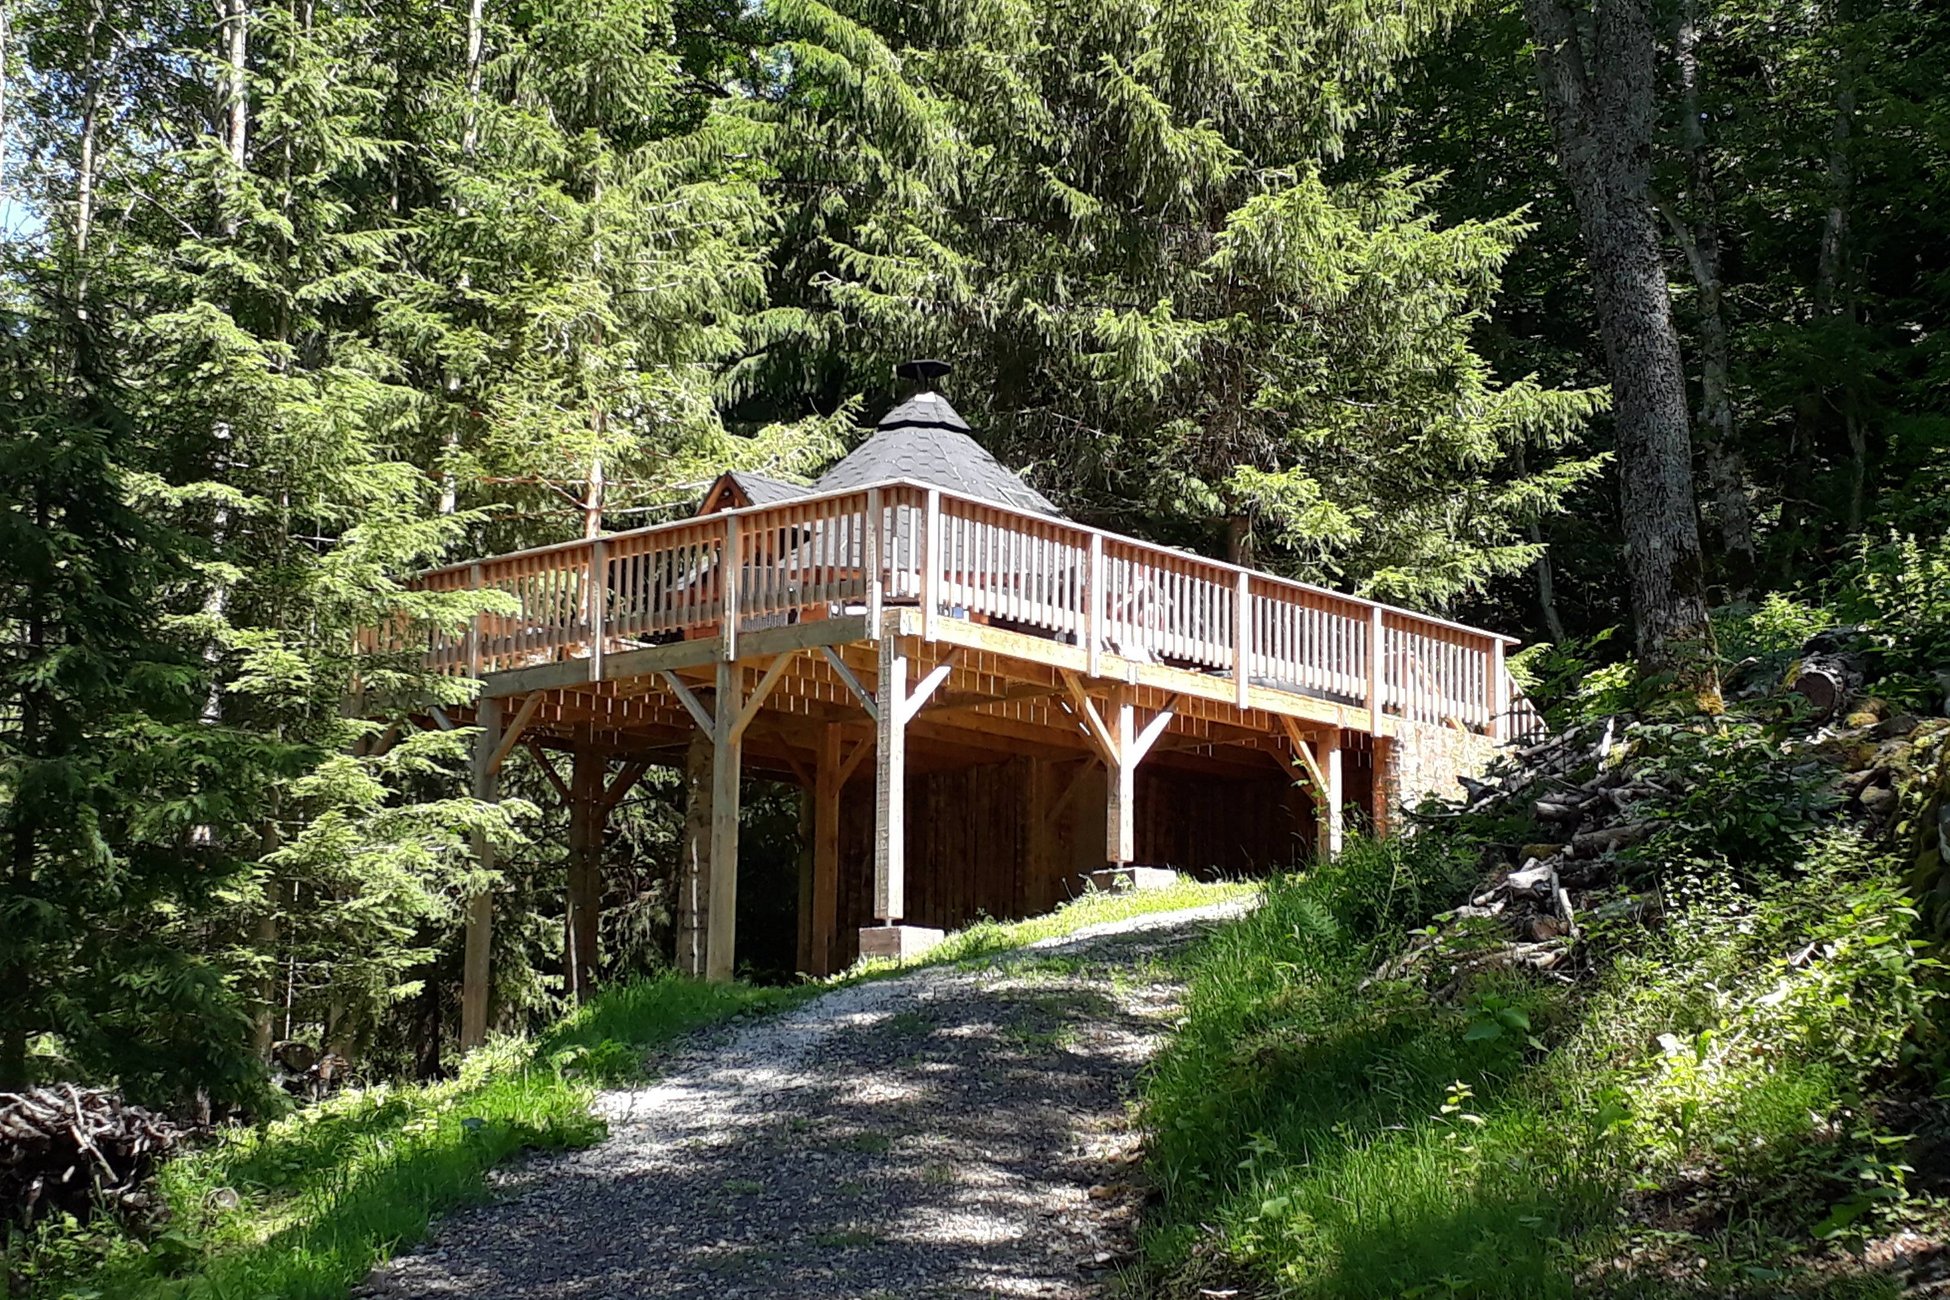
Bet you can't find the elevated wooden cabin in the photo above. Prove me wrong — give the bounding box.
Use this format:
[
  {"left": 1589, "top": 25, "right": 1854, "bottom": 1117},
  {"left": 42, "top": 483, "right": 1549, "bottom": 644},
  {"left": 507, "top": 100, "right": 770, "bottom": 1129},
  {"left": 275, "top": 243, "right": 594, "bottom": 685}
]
[{"left": 368, "top": 378, "right": 1541, "bottom": 1049}]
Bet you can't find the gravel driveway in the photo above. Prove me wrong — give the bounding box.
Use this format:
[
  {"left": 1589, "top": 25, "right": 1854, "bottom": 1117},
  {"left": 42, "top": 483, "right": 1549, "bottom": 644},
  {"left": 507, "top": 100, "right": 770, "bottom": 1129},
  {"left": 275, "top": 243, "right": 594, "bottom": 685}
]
[{"left": 360, "top": 900, "right": 1244, "bottom": 1300}]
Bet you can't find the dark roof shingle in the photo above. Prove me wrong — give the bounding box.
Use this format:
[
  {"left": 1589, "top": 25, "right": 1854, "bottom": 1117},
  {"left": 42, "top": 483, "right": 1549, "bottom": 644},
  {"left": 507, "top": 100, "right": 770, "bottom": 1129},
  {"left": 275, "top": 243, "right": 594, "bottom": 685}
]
[{"left": 815, "top": 393, "right": 1061, "bottom": 516}]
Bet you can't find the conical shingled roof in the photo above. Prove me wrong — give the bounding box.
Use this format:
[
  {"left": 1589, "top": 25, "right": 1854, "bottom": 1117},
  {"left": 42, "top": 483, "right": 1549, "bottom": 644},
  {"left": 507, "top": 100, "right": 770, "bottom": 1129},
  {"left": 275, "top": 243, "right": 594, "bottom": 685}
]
[{"left": 815, "top": 391, "right": 1062, "bottom": 517}]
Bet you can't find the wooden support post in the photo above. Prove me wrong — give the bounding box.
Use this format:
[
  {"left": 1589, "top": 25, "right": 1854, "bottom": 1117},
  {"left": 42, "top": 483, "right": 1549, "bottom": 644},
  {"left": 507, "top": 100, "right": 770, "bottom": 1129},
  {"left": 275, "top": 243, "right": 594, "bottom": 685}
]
[
  {"left": 705, "top": 658, "right": 742, "bottom": 982},
  {"left": 811, "top": 723, "right": 843, "bottom": 976},
  {"left": 565, "top": 726, "right": 603, "bottom": 1003},
  {"left": 1106, "top": 689, "right": 1136, "bottom": 866},
  {"left": 678, "top": 730, "right": 711, "bottom": 976},
  {"left": 460, "top": 693, "right": 502, "bottom": 1052},
  {"left": 1280, "top": 718, "right": 1344, "bottom": 859},
  {"left": 1370, "top": 734, "right": 1394, "bottom": 839},
  {"left": 1320, "top": 730, "right": 1343, "bottom": 858},
  {"left": 874, "top": 620, "right": 908, "bottom": 921}
]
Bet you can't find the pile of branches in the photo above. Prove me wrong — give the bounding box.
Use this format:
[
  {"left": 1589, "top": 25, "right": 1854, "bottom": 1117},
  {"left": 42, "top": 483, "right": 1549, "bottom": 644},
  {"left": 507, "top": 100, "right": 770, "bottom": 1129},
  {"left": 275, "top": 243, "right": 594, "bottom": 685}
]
[
  {"left": 0, "top": 1087, "right": 185, "bottom": 1227},
  {"left": 1381, "top": 717, "right": 1658, "bottom": 991},
  {"left": 1387, "top": 626, "right": 1950, "bottom": 993}
]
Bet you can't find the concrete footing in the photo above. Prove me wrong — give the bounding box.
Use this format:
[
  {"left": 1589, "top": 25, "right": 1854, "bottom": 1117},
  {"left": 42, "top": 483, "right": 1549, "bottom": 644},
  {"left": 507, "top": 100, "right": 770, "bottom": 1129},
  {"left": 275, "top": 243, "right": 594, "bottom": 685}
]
[
  {"left": 858, "top": 924, "right": 946, "bottom": 961},
  {"left": 1086, "top": 866, "right": 1180, "bottom": 894}
]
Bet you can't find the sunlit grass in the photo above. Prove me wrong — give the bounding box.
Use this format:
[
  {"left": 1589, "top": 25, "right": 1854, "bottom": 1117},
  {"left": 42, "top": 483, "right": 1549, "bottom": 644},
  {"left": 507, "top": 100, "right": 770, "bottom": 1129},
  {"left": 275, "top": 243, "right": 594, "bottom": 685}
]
[{"left": 1138, "top": 836, "right": 1931, "bottom": 1299}]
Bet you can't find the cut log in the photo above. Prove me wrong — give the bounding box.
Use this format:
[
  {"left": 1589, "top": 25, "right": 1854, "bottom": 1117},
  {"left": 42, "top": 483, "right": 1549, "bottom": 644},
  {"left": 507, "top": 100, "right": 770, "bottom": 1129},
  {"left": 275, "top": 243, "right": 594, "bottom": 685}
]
[
  {"left": 0, "top": 1087, "right": 186, "bottom": 1226},
  {"left": 1570, "top": 819, "right": 1660, "bottom": 857},
  {"left": 1793, "top": 656, "right": 1852, "bottom": 721}
]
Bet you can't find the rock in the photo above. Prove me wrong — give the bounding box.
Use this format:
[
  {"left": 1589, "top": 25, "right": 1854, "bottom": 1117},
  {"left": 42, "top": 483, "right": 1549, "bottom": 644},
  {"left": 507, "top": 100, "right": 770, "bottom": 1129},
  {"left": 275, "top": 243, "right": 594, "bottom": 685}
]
[
  {"left": 1874, "top": 715, "right": 1921, "bottom": 741},
  {"left": 1840, "top": 767, "right": 1886, "bottom": 797},
  {"left": 1528, "top": 915, "right": 1570, "bottom": 941},
  {"left": 1862, "top": 785, "right": 1899, "bottom": 817}
]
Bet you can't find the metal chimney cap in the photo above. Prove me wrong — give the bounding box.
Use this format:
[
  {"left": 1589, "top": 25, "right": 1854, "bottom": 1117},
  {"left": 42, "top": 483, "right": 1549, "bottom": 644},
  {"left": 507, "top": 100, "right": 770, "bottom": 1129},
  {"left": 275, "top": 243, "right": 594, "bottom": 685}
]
[{"left": 893, "top": 359, "right": 953, "bottom": 384}]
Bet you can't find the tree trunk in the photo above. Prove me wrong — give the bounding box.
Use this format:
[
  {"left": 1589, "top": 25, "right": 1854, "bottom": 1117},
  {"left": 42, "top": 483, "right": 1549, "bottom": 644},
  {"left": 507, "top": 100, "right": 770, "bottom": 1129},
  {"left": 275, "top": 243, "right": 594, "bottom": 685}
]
[
  {"left": 1780, "top": 20, "right": 1857, "bottom": 563},
  {"left": 1512, "top": 444, "right": 1568, "bottom": 642},
  {"left": 1523, "top": 0, "right": 1717, "bottom": 692},
  {"left": 438, "top": 0, "right": 486, "bottom": 520},
  {"left": 1667, "top": 0, "right": 1758, "bottom": 598},
  {"left": 224, "top": 0, "right": 248, "bottom": 170}
]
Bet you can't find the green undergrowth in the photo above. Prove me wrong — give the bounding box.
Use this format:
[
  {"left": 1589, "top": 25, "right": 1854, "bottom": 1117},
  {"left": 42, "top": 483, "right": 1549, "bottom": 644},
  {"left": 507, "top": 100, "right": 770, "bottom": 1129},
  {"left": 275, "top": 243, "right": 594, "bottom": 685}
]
[
  {"left": 19, "top": 876, "right": 1243, "bottom": 1299},
  {"left": 1140, "top": 763, "right": 1948, "bottom": 1297}
]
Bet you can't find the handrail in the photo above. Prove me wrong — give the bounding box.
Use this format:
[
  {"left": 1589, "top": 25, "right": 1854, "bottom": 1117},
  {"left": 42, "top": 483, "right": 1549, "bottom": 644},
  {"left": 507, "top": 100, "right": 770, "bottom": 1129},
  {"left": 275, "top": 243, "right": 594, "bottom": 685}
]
[{"left": 368, "top": 478, "right": 1530, "bottom": 738}]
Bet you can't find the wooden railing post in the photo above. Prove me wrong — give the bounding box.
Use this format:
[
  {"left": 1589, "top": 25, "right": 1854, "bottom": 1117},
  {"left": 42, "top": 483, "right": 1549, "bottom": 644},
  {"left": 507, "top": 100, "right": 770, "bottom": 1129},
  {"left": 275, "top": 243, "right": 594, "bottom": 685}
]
[
  {"left": 721, "top": 513, "right": 739, "bottom": 661},
  {"left": 1369, "top": 606, "right": 1384, "bottom": 735},
  {"left": 1233, "top": 571, "right": 1251, "bottom": 708},
  {"left": 588, "top": 538, "right": 606, "bottom": 682},
  {"left": 1489, "top": 638, "right": 1507, "bottom": 740},
  {"left": 466, "top": 562, "right": 483, "bottom": 678},
  {"left": 864, "top": 488, "right": 883, "bottom": 629},
  {"left": 1086, "top": 533, "right": 1104, "bottom": 678},
  {"left": 921, "top": 488, "right": 941, "bottom": 642}
]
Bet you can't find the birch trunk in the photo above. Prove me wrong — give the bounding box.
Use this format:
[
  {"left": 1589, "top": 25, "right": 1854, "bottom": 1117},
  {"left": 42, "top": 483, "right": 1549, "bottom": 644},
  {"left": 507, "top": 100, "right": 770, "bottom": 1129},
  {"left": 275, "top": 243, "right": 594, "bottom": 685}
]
[{"left": 439, "top": 0, "right": 487, "bottom": 519}]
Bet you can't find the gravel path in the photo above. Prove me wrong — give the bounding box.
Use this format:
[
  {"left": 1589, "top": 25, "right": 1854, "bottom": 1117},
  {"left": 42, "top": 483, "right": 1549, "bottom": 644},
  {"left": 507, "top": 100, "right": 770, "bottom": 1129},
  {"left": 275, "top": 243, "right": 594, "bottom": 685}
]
[{"left": 361, "top": 900, "right": 1244, "bottom": 1300}]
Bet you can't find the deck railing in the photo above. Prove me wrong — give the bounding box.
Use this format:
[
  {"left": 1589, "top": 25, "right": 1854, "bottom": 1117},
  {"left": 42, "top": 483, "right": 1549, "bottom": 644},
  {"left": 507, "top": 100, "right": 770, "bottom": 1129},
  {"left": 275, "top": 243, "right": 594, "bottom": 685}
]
[{"left": 371, "top": 480, "right": 1543, "bottom": 740}]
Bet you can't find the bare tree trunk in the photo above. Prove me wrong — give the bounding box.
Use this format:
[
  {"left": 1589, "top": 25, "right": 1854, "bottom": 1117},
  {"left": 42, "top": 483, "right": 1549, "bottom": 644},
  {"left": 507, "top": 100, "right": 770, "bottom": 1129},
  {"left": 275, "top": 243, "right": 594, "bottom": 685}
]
[
  {"left": 438, "top": 0, "right": 486, "bottom": 519},
  {"left": 1511, "top": 444, "right": 1569, "bottom": 641},
  {"left": 225, "top": 0, "right": 248, "bottom": 170},
  {"left": 73, "top": 0, "right": 106, "bottom": 272},
  {"left": 1524, "top": 0, "right": 1717, "bottom": 692},
  {"left": 1781, "top": 19, "right": 1857, "bottom": 560},
  {"left": 0, "top": 0, "right": 10, "bottom": 202},
  {"left": 1663, "top": 0, "right": 1758, "bottom": 598}
]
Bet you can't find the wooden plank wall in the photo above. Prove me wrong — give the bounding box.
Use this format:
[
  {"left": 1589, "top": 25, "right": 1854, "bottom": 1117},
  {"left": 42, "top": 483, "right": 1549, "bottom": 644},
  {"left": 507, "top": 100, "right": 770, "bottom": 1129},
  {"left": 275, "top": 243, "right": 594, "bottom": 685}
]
[{"left": 824, "top": 751, "right": 1366, "bottom": 969}]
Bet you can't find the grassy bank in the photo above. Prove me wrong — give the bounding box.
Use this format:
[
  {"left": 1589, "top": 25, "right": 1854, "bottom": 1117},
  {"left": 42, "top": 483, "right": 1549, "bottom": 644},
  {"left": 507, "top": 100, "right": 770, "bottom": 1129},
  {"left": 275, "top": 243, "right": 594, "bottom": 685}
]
[
  {"left": 18, "top": 876, "right": 1244, "bottom": 1299},
  {"left": 1140, "top": 769, "right": 1946, "bottom": 1296}
]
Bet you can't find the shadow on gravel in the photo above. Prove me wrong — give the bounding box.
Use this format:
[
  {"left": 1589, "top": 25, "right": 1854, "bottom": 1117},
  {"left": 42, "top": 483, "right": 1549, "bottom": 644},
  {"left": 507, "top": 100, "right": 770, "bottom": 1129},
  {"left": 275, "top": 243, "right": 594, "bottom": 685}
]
[{"left": 365, "top": 909, "right": 1233, "bottom": 1300}]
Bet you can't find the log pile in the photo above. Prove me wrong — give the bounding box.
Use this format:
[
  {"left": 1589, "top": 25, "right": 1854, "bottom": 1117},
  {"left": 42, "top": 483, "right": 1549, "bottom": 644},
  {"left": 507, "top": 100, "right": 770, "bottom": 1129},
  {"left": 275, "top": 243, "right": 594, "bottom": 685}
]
[
  {"left": 1387, "top": 630, "right": 1950, "bottom": 993},
  {"left": 0, "top": 1086, "right": 185, "bottom": 1227}
]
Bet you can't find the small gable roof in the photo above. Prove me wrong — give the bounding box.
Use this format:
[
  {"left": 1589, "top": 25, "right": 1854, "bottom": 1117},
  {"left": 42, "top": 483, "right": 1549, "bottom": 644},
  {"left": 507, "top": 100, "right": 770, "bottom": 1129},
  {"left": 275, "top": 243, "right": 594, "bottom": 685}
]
[
  {"left": 698, "top": 470, "right": 812, "bottom": 514},
  {"left": 815, "top": 392, "right": 1061, "bottom": 516}
]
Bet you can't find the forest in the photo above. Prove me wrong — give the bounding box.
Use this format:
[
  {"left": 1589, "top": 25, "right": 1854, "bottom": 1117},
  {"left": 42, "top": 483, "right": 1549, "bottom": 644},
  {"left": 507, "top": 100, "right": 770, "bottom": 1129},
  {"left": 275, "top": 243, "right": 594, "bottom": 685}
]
[{"left": 3, "top": 0, "right": 1949, "bottom": 1293}]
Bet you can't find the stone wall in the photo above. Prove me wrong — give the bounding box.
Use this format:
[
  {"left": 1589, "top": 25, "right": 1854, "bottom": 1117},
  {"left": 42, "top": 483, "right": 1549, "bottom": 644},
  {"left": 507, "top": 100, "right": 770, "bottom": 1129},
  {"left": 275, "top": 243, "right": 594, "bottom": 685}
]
[{"left": 1378, "top": 722, "right": 1501, "bottom": 830}]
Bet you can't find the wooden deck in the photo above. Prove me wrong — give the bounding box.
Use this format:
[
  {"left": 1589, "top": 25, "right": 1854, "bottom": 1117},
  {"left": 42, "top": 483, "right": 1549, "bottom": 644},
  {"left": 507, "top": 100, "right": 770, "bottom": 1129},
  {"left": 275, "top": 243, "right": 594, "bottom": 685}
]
[{"left": 362, "top": 480, "right": 1539, "bottom": 1047}]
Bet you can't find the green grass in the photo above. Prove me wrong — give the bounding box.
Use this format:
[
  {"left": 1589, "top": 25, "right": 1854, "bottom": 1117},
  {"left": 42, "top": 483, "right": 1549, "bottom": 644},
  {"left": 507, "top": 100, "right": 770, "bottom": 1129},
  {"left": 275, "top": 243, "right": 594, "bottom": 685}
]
[
  {"left": 1138, "top": 834, "right": 1939, "bottom": 1299},
  {"left": 848, "top": 874, "right": 1252, "bottom": 975},
  {"left": 23, "top": 874, "right": 1243, "bottom": 1299}
]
